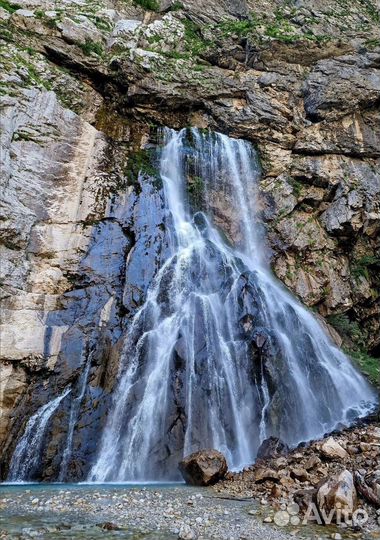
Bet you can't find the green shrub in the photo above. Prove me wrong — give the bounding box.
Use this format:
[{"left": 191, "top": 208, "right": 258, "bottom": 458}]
[
  {"left": 170, "top": 1, "right": 184, "bottom": 11},
  {"left": 45, "top": 18, "right": 58, "bottom": 29},
  {"left": 351, "top": 255, "right": 380, "bottom": 280},
  {"left": 218, "top": 17, "right": 257, "bottom": 37},
  {"left": 365, "top": 38, "right": 380, "bottom": 49},
  {"left": 359, "top": 0, "right": 380, "bottom": 23},
  {"left": 79, "top": 38, "right": 104, "bottom": 57},
  {"left": 288, "top": 177, "right": 303, "bottom": 197},
  {"left": 187, "top": 175, "right": 204, "bottom": 206},
  {"left": 126, "top": 148, "right": 158, "bottom": 185},
  {"left": 327, "top": 313, "right": 366, "bottom": 347},
  {"left": 183, "top": 19, "right": 211, "bottom": 56},
  {"left": 328, "top": 312, "right": 379, "bottom": 386},
  {"left": 91, "top": 16, "right": 113, "bottom": 32},
  {"left": 0, "top": 0, "right": 20, "bottom": 13},
  {"left": 162, "top": 50, "right": 190, "bottom": 60},
  {"left": 347, "top": 349, "right": 380, "bottom": 387},
  {"left": 133, "top": 0, "right": 159, "bottom": 11}
]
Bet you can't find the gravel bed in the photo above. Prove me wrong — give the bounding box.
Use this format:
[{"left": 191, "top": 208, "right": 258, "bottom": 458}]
[{"left": 0, "top": 485, "right": 344, "bottom": 540}]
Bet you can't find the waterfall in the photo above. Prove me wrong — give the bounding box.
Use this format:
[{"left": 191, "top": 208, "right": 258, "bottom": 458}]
[
  {"left": 88, "top": 128, "right": 377, "bottom": 481},
  {"left": 8, "top": 388, "right": 71, "bottom": 481},
  {"left": 58, "top": 357, "right": 92, "bottom": 481}
]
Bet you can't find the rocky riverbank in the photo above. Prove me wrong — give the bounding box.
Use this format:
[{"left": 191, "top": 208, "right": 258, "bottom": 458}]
[
  {"left": 0, "top": 422, "right": 379, "bottom": 540},
  {"left": 213, "top": 421, "right": 380, "bottom": 538},
  {"left": 0, "top": 483, "right": 310, "bottom": 540}
]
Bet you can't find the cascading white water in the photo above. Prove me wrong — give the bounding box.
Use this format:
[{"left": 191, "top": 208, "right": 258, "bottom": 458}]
[
  {"left": 58, "top": 357, "right": 92, "bottom": 481},
  {"left": 90, "top": 128, "right": 377, "bottom": 481},
  {"left": 8, "top": 388, "right": 71, "bottom": 481}
]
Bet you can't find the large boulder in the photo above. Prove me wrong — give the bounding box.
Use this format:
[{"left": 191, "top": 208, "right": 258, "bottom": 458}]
[
  {"left": 317, "top": 470, "right": 357, "bottom": 520},
  {"left": 178, "top": 449, "right": 228, "bottom": 486},
  {"left": 254, "top": 467, "right": 279, "bottom": 483},
  {"left": 257, "top": 437, "right": 289, "bottom": 460},
  {"left": 320, "top": 437, "right": 349, "bottom": 460},
  {"left": 354, "top": 469, "right": 380, "bottom": 508}
]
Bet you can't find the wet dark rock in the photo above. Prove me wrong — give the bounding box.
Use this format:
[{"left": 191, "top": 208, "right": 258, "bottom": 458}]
[
  {"left": 122, "top": 177, "right": 169, "bottom": 315},
  {"left": 252, "top": 328, "right": 270, "bottom": 349},
  {"left": 294, "top": 488, "right": 318, "bottom": 512},
  {"left": 257, "top": 437, "right": 290, "bottom": 460},
  {"left": 179, "top": 449, "right": 228, "bottom": 486},
  {"left": 236, "top": 273, "right": 262, "bottom": 325},
  {"left": 354, "top": 470, "right": 380, "bottom": 508},
  {"left": 96, "top": 522, "right": 122, "bottom": 530}
]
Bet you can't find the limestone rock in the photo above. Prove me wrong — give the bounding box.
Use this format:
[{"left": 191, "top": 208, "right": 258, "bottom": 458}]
[
  {"left": 178, "top": 523, "right": 196, "bottom": 540},
  {"left": 107, "top": 19, "right": 142, "bottom": 49},
  {"left": 0, "top": 7, "right": 11, "bottom": 21},
  {"left": 0, "top": 87, "right": 105, "bottom": 364},
  {"left": 0, "top": 364, "right": 27, "bottom": 441},
  {"left": 173, "top": 0, "right": 247, "bottom": 24},
  {"left": 295, "top": 111, "right": 380, "bottom": 158},
  {"left": 58, "top": 16, "right": 103, "bottom": 47},
  {"left": 317, "top": 470, "right": 357, "bottom": 519},
  {"left": 320, "top": 437, "right": 349, "bottom": 460},
  {"left": 254, "top": 468, "right": 280, "bottom": 483},
  {"left": 354, "top": 470, "right": 380, "bottom": 507},
  {"left": 304, "top": 455, "right": 321, "bottom": 471},
  {"left": 366, "top": 470, "right": 380, "bottom": 500},
  {"left": 290, "top": 468, "right": 309, "bottom": 482},
  {"left": 304, "top": 55, "right": 380, "bottom": 121},
  {"left": 0, "top": 78, "right": 133, "bottom": 478},
  {"left": 274, "top": 212, "right": 330, "bottom": 251},
  {"left": 179, "top": 449, "right": 228, "bottom": 486},
  {"left": 216, "top": 425, "right": 379, "bottom": 524}
]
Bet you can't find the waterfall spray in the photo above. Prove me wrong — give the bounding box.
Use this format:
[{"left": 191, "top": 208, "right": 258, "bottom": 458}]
[
  {"left": 8, "top": 388, "right": 71, "bottom": 481},
  {"left": 90, "top": 129, "right": 377, "bottom": 481}
]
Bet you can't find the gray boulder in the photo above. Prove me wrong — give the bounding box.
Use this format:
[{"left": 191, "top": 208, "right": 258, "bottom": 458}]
[{"left": 179, "top": 449, "right": 228, "bottom": 486}]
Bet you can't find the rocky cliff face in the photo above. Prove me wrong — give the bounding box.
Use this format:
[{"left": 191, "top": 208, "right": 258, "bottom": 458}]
[{"left": 0, "top": 0, "right": 379, "bottom": 479}]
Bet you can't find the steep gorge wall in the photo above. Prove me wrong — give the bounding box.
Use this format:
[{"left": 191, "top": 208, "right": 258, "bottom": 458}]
[{"left": 0, "top": 0, "right": 379, "bottom": 479}]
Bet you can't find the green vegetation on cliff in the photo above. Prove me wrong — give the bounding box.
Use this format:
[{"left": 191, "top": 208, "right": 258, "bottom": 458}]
[
  {"left": 126, "top": 148, "right": 159, "bottom": 187},
  {"left": 0, "top": 0, "right": 20, "bottom": 13},
  {"left": 187, "top": 175, "right": 204, "bottom": 207},
  {"left": 133, "top": 0, "right": 159, "bottom": 11},
  {"left": 79, "top": 38, "right": 105, "bottom": 57},
  {"left": 348, "top": 349, "right": 380, "bottom": 387},
  {"left": 328, "top": 313, "right": 379, "bottom": 387},
  {"left": 352, "top": 255, "right": 380, "bottom": 281}
]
